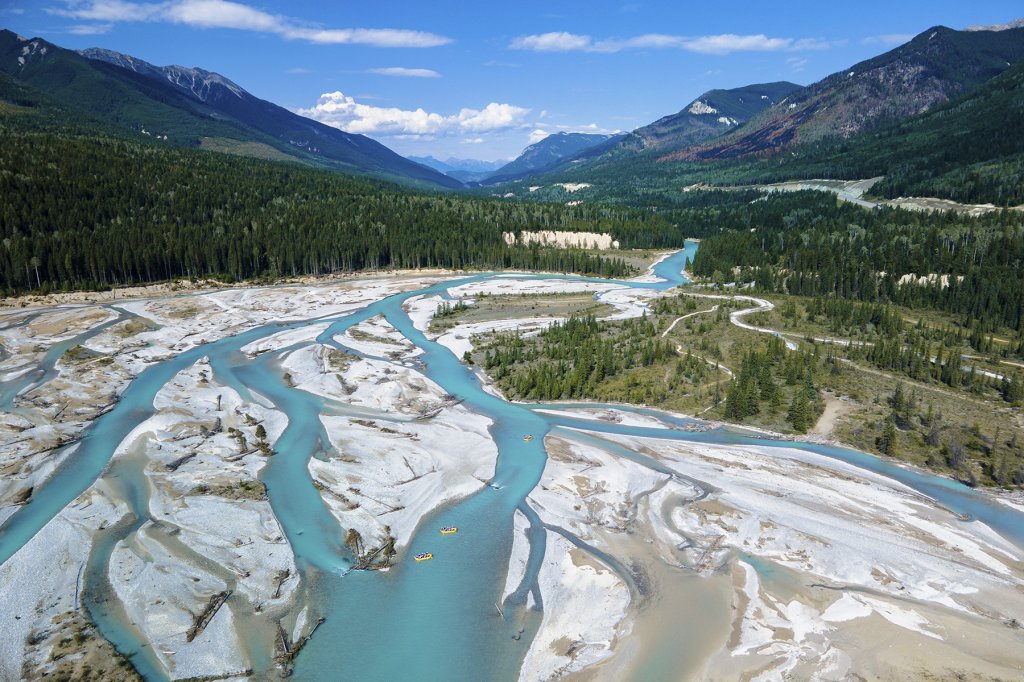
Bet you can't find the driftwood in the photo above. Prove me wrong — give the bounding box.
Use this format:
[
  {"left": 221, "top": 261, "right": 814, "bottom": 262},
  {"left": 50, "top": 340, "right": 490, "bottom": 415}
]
[
  {"left": 274, "top": 616, "right": 327, "bottom": 675},
  {"left": 272, "top": 569, "right": 290, "bottom": 599},
  {"left": 165, "top": 452, "right": 198, "bottom": 471},
  {"left": 225, "top": 447, "right": 259, "bottom": 463},
  {"left": 414, "top": 397, "right": 465, "bottom": 420},
  {"left": 169, "top": 672, "right": 253, "bottom": 682},
  {"left": 353, "top": 544, "right": 387, "bottom": 571},
  {"left": 186, "top": 590, "right": 231, "bottom": 642},
  {"left": 290, "top": 617, "right": 325, "bottom": 659}
]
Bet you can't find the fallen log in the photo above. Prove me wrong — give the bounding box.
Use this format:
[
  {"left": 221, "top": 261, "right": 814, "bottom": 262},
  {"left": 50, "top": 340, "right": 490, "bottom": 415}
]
[
  {"left": 165, "top": 452, "right": 198, "bottom": 471},
  {"left": 186, "top": 590, "right": 231, "bottom": 642}
]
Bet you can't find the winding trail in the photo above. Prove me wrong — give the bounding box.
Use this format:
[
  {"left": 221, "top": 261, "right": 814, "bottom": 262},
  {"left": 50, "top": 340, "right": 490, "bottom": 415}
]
[
  {"left": 676, "top": 292, "right": 797, "bottom": 350},
  {"left": 660, "top": 304, "right": 732, "bottom": 403},
  {"left": 675, "top": 290, "right": 1010, "bottom": 382},
  {"left": 660, "top": 305, "right": 718, "bottom": 338}
]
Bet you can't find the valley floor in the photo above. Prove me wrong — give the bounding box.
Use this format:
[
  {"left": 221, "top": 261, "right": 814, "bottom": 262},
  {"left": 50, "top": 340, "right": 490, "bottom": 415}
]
[{"left": 0, "top": 255, "right": 1021, "bottom": 681}]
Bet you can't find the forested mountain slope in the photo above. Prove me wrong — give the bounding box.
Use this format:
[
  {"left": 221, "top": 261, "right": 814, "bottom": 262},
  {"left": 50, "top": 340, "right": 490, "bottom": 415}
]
[
  {"left": 0, "top": 30, "right": 459, "bottom": 188},
  {"left": 495, "top": 82, "right": 800, "bottom": 184},
  {"left": 796, "top": 59, "right": 1024, "bottom": 205},
  {"left": 671, "top": 24, "right": 1024, "bottom": 160},
  {"left": 511, "top": 53, "right": 1024, "bottom": 207},
  {"left": 0, "top": 121, "right": 693, "bottom": 294},
  {"left": 480, "top": 132, "right": 622, "bottom": 185},
  {"left": 609, "top": 81, "right": 800, "bottom": 155}
]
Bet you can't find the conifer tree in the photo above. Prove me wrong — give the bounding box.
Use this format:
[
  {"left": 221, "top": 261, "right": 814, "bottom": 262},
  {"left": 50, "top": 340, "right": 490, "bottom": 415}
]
[
  {"left": 787, "top": 391, "right": 811, "bottom": 433},
  {"left": 877, "top": 415, "right": 898, "bottom": 455}
]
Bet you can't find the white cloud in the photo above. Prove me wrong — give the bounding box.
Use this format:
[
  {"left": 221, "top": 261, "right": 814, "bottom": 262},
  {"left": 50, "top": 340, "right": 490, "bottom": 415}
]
[
  {"left": 55, "top": 0, "right": 163, "bottom": 21},
  {"left": 604, "top": 33, "right": 687, "bottom": 51},
  {"left": 461, "top": 137, "right": 485, "bottom": 144},
  {"left": 528, "top": 128, "right": 551, "bottom": 144},
  {"left": 163, "top": 0, "right": 276, "bottom": 30},
  {"left": 368, "top": 67, "right": 441, "bottom": 78},
  {"left": 457, "top": 102, "right": 530, "bottom": 131},
  {"left": 510, "top": 31, "right": 835, "bottom": 55},
  {"left": 509, "top": 32, "right": 593, "bottom": 52},
  {"left": 682, "top": 34, "right": 790, "bottom": 54},
  {"left": 786, "top": 56, "right": 808, "bottom": 72},
  {"left": 49, "top": 0, "right": 452, "bottom": 47},
  {"left": 282, "top": 27, "right": 449, "bottom": 47},
  {"left": 527, "top": 122, "right": 621, "bottom": 145},
  {"left": 67, "top": 22, "right": 113, "bottom": 34},
  {"left": 863, "top": 33, "right": 914, "bottom": 47},
  {"left": 296, "top": 91, "right": 530, "bottom": 138},
  {"left": 287, "top": 67, "right": 311, "bottom": 74},
  {"left": 791, "top": 37, "right": 839, "bottom": 50}
]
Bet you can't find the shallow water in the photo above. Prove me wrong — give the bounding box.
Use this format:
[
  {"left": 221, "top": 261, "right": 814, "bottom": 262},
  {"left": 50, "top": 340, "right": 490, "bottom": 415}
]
[
  {"left": 0, "top": 308, "right": 128, "bottom": 410},
  {"left": 2, "top": 241, "right": 1023, "bottom": 681}
]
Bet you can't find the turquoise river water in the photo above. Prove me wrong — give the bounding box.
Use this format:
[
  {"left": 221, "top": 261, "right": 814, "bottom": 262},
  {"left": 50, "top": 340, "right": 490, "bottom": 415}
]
[{"left": 1, "top": 241, "right": 1022, "bottom": 681}]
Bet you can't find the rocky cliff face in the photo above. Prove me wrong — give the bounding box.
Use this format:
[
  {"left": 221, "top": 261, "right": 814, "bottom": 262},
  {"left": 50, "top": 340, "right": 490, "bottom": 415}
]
[{"left": 80, "top": 49, "right": 247, "bottom": 103}]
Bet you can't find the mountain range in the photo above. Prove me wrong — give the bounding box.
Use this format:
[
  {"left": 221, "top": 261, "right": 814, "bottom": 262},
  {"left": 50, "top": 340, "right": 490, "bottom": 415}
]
[
  {"left": 408, "top": 132, "right": 623, "bottom": 185},
  {"left": 406, "top": 156, "right": 509, "bottom": 183},
  {"left": 670, "top": 24, "right": 1024, "bottom": 161},
  {"left": 612, "top": 81, "right": 800, "bottom": 155},
  {"left": 0, "top": 29, "right": 622, "bottom": 191},
  {"left": 499, "top": 22, "right": 1024, "bottom": 191},
  {"left": 2, "top": 21, "right": 1023, "bottom": 199},
  {"left": 479, "top": 132, "right": 623, "bottom": 185},
  {"left": 0, "top": 30, "right": 460, "bottom": 188}
]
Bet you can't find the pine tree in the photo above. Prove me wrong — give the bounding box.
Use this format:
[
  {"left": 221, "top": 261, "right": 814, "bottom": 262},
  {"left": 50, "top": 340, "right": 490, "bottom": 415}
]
[
  {"left": 877, "top": 415, "right": 898, "bottom": 455},
  {"left": 803, "top": 369, "right": 817, "bottom": 402},
  {"left": 787, "top": 391, "right": 811, "bottom": 433}
]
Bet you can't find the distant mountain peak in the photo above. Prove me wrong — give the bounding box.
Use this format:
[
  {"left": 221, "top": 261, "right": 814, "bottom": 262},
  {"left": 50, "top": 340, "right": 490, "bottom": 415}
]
[
  {"left": 966, "top": 18, "right": 1024, "bottom": 32},
  {"left": 79, "top": 47, "right": 245, "bottom": 101},
  {"left": 480, "top": 132, "right": 622, "bottom": 185},
  {"left": 406, "top": 155, "right": 507, "bottom": 181},
  {"left": 162, "top": 65, "right": 246, "bottom": 101},
  {"left": 669, "top": 23, "right": 1024, "bottom": 161},
  {"left": 614, "top": 81, "right": 801, "bottom": 154},
  {"left": 8, "top": 34, "right": 52, "bottom": 69},
  {"left": 0, "top": 32, "right": 460, "bottom": 188}
]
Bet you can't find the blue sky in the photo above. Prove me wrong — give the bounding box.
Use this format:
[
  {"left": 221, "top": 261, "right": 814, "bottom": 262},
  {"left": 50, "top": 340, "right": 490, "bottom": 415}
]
[{"left": 2, "top": 1, "right": 1022, "bottom": 160}]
